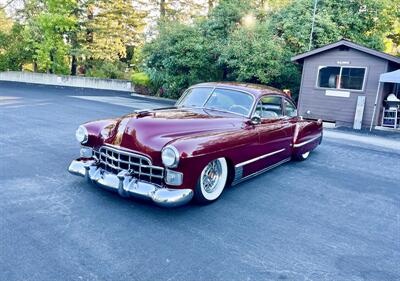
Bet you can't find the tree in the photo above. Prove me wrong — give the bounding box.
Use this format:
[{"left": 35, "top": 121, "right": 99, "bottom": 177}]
[
  {"left": 383, "top": 0, "right": 400, "bottom": 56},
  {"left": 208, "top": 0, "right": 216, "bottom": 14},
  {"left": 0, "top": 23, "right": 34, "bottom": 71},
  {"left": 16, "top": 0, "right": 77, "bottom": 74},
  {"left": 200, "top": 0, "right": 252, "bottom": 79},
  {"left": 271, "top": 0, "right": 391, "bottom": 53},
  {"left": 85, "top": 0, "right": 147, "bottom": 62},
  {"left": 141, "top": 0, "right": 208, "bottom": 27},
  {"left": 0, "top": 9, "right": 13, "bottom": 33},
  {"left": 143, "top": 23, "right": 220, "bottom": 98},
  {"left": 220, "top": 21, "right": 300, "bottom": 93}
]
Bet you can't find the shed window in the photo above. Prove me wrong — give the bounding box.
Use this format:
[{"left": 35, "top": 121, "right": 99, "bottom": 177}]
[
  {"left": 340, "top": 68, "right": 365, "bottom": 90},
  {"left": 317, "top": 66, "right": 366, "bottom": 91}
]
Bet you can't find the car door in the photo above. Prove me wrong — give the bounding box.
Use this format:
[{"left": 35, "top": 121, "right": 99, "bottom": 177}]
[{"left": 254, "top": 95, "right": 293, "bottom": 168}]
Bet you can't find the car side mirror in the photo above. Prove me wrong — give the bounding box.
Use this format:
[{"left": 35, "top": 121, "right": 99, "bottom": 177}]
[{"left": 250, "top": 115, "right": 261, "bottom": 125}]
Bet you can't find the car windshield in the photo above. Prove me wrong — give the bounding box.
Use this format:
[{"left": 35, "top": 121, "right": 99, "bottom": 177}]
[
  {"left": 177, "top": 87, "right": 254, "bottom": 117},
  {"left": 177, "top": 87, "right": 213, "bottom": 107}
]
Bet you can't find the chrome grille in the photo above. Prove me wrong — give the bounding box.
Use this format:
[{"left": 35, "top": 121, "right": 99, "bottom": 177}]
[{"left": 93, "top": 146, "right": 164, "bottom": 184}]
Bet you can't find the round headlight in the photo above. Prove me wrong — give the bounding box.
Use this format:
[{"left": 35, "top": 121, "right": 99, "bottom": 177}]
[
  {"left": 161, "top": 146, "right": 179, "bottom": 168},
  {"left": 75, "top": 125, "right": 88, "bottom": 144}
]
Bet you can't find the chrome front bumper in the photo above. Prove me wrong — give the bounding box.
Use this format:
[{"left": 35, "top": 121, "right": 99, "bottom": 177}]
[{"left": 68, "top": 159, "right": 193, "bottom": 207}]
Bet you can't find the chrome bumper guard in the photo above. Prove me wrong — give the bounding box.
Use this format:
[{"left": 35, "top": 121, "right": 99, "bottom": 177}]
[{"left": 68, "top": 159, "right": 193, "bottom": 207}]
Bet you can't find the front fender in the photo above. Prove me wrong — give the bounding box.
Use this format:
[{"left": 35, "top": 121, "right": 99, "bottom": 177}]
[
  {"left": 81, "top": 119, "right": 117, "bottom": 148},
  {"left": 166, "top": 126, "right": 259, "bottom": 190}
]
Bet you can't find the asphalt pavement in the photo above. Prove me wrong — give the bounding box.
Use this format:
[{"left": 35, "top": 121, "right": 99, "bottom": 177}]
[{"left": 0, "top": 81, "right": 399, "bottom": 281}]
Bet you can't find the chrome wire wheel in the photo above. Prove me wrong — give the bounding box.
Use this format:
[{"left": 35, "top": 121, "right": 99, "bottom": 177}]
[{"left": 199, "top": 158, "right": 228, "bottom": 201}]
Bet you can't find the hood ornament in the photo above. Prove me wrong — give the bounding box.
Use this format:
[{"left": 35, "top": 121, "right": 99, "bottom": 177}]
[{"left": 134, "top": 109, "right": 152, "bottom": 117}]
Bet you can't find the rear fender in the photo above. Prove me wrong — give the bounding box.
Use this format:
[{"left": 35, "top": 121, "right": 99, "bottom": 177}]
[{"left": 293, "top": 119, "right": 323, "bottom": 156}]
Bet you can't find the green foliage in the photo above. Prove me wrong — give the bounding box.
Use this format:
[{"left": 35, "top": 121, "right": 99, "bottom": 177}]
[
  {"left": 0, "top": 23, "right": 34, "bottom": 71},
  {"left": 18, "top": 0, "right": 77, "bottom": 74},
  {"left": 0, "top": 0, "right": 148, "bottom": 76},
  {"left": 147, "top": 68, "right": 165, "bottom": 96},
  {"left": 271, "top": 0, "right": 390, "bottom": 53},
  {"left": 220, "top": 21, "right": 301, "bottom": 97},
  {"left": 383, "top": 1, "right": 400, "bottom": 55},
  {"left": 131, "top": 72, "right": 150, "bottom": 87},
  {"left": 220, "top": 22, "right": 284, "bottom": 84},
  {"left": 85, "top": 0, "right": 147, "bottom": 62},
  {"left": 141, "top": 0, "right": 398, "bottom": 99},
  {"left": 1, "top": 0, "right": 399, "bottom": 95},
  {"left": 86, "top": 61, "right": 127, "bottom": 79},
  {"left": 200, "top": 0, "right": 253, "bottom": 65},
  {"left": 143, "top": 23, "right": 221, "bottom": 98},
  {"left": 202, "top": 0, "right": 252, "bottom": 41},
  {"left": 0, "top": 9, "right": 13, "bottom": 33}
]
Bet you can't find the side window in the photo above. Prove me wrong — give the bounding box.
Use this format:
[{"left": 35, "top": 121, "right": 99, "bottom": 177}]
[
  {"left": 318, "top": 66, "right": 341, "bottom": 88},
  {"left": 255, "top": 96, "right": 283, "bottom": 119},
  {"left": 284, "top": 99, "right": 297, "bottom": 117}
]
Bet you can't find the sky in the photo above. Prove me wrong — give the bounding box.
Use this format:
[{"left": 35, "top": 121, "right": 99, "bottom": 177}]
[{"left": 0, "top": 0, "right": 23, "bottom": 15}]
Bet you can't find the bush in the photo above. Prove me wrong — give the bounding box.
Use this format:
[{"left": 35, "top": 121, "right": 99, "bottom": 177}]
[
  {"left": 142, "top": 23, "right": 221, "bottom": 99},
  {"left": 86, "top": 61, "right": 127, "bottom": 79},
  {"left": 141, "top": 0, "right": 256, "bottom": 99},
  {"left": 131, "top": 72, "right": 150, "bottom": 87}
]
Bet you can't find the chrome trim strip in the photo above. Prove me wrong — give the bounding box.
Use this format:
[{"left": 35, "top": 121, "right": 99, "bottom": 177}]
[
  {"left": 235, "top": 148, "right": 286, "bottom": 168},
  {"left": 293, "top": 134, "right": 322, "bottom": 148},
  {"left": 233, "top": 157, "right": 291, "bottom": 185}
]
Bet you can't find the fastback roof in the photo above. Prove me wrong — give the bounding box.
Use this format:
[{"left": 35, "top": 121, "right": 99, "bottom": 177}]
[{"left": 193, "top": 82, "right": 284, "bottom": 99}]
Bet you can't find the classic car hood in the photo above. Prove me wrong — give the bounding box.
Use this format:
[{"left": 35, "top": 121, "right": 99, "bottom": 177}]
[{"left": 102, "top": 107, "right": 244, "bottom": 156}]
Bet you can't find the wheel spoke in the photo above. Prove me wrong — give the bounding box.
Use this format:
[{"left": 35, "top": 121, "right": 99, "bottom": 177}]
[{"left": 201, "top": 160, "right": 223, "bottom": 194}]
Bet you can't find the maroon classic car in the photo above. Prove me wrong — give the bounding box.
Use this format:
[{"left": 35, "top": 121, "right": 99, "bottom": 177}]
[{"left": 69, "top": 82, "right": 322, "bottom": 207}]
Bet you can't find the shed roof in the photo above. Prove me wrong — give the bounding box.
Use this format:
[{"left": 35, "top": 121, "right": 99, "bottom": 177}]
[{"left": 291, "top": 39, "right": 400, "bottom": 65}]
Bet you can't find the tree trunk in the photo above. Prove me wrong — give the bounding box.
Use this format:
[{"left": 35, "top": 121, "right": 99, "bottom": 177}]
[
  {"left": 49, "top": 50, "right": 54, "bottom": 74},
  {"left": 71, "top": 55, "right": 77, "bottom": 75},
  {"left": 208, "top": 0, "right": 214, "bottom": 13},
  {"left": 70, "top": 6, "right": 79, "bottom": 76},
  {"left": 33, "top": 61, "right": 38, "bottom": 72},
  {"left": 86, "top": 5, "right": 94, "bottom": 43},
  {"left": 85, "top": 5, "right": 94, "bottom": 71},
  {"left": 160, "top": 0, "right": 166, "bottom": 20}
]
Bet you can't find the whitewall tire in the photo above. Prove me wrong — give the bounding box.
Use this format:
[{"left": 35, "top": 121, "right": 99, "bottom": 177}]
[
  {"left": 301, "top": 151, "right": 310, "bottom": 159},
  {"left": 194, "top": 158, "right": 228, "bottom": 204},
  {"left": 294, "top": 151, "right": 311, "bottom": 161}
]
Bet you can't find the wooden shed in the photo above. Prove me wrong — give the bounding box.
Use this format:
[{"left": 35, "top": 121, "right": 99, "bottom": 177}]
[{"left": 292, "top": 39, "right": 400, "bottom": 129}]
